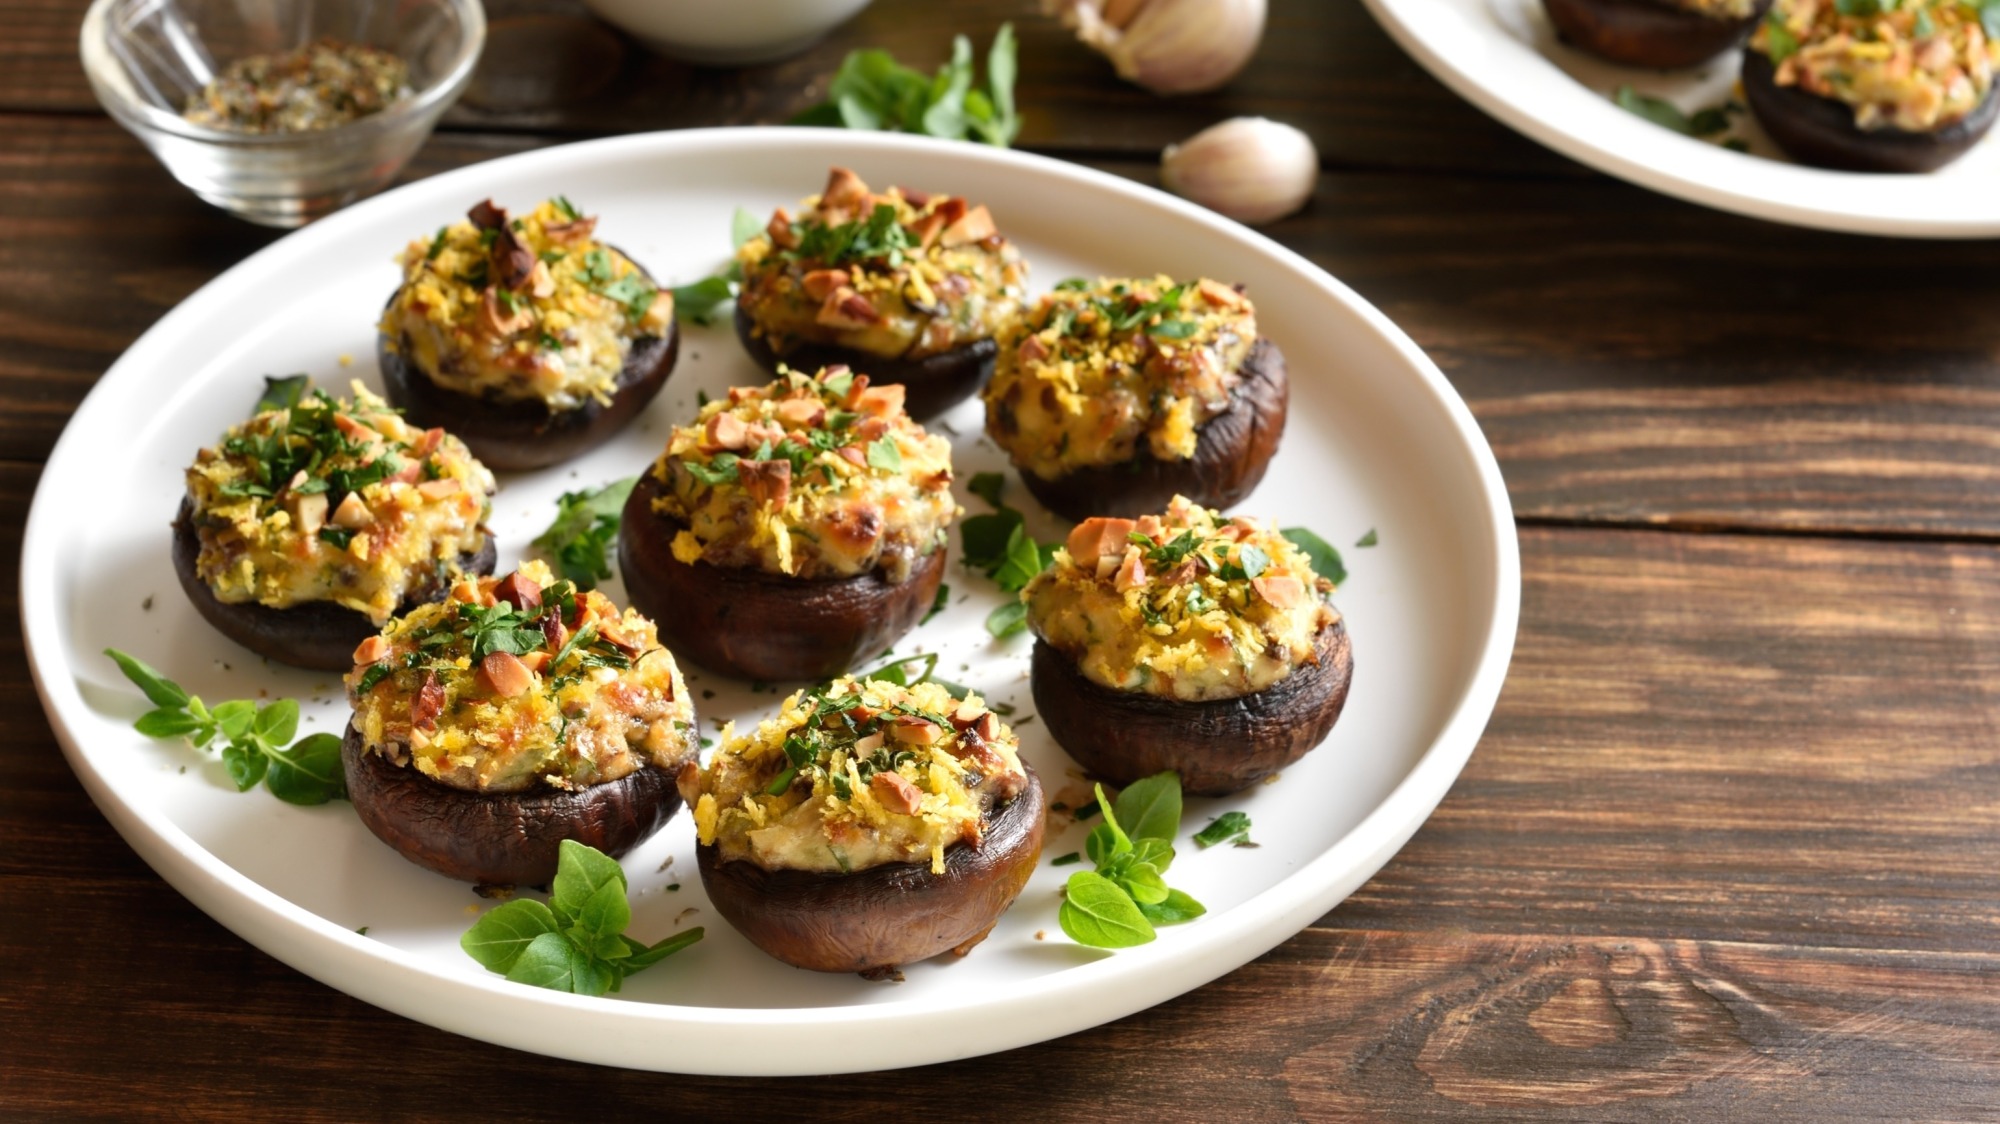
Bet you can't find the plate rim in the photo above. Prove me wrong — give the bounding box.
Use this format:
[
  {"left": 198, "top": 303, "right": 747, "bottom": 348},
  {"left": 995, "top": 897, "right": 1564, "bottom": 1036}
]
[
  {"left": 19, "top": 126, "right": 1522, "bottom": 1074},
  {"left": 1360, "top": 0, "right": 2000, "bottom": 238}
]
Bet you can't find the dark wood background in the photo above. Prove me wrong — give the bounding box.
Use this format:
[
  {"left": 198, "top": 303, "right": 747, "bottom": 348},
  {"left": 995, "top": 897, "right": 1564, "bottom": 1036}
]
[{"left": 6, "top": 0, "right": 2000, "bottom": 1117}]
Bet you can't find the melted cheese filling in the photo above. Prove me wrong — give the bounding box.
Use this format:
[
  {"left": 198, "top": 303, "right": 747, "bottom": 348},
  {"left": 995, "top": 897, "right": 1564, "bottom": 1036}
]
[
  {"left": 650, "top": 367, "right": 958, "bottom": 582},
  {"left": 185, "top": 386, "right": 495, "bottom": 623},
  {"left": 1023, "top": 496, "right": 1337, "bottom": 702},
  {"left": 687, "top": 677, "right": 1027, "bottom": 874},
  {"left": 983, "top": 276, "right": 1257, "bottom": 481},
  {"left": 346, "top": 561, "right": 695, "bottom": 794},
  {"left": 380, "top": 198, "right": 672, "bottom": 410}
]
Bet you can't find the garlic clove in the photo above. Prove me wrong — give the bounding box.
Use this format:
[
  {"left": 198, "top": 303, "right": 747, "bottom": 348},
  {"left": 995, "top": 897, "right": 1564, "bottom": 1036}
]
[
  {"left": 1161, "top": 116, "right": 1318, "bottom": 225},
  {"left": 1045, "top": 0, "right": 1267, "bottom": 96}
]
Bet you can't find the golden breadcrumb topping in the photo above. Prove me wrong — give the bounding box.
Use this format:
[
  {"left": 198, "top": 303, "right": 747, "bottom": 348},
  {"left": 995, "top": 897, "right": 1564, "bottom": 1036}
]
[
  {"left": 185, "top": 384, "right": 494, "bottom": 623},
  {"left": 683, "top": 676, "right": 1027, "bottom": 874},
  {"left": 381, "top": 198, "right": 672, "bottom": 409},
  {"left": 737, "top": 166, "right": 1027, "bottom": 361},
  {"left": 1023, "top": 496, "right": 1337, "bottom": 702},
  {"left": 345, "top": 561, "right": 695, "bottom": 794},
  {"left": 983, "top": 276, "right": 1257, "bottom": 480},
  {"left": 649, "top": 366, "right": 958, "bottom": 582},
  {"left": 1755, "top": 0, "right": 1997, "bottom": 131}
]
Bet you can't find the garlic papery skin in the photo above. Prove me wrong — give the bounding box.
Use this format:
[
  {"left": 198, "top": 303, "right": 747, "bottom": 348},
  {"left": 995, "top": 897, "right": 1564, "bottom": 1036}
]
[
  {"left": 1045, "top": 0, "right": 1267, "bottom": 95},
  {"left": 1161, "top": 117, "right": 1318, "bottom": 224}
]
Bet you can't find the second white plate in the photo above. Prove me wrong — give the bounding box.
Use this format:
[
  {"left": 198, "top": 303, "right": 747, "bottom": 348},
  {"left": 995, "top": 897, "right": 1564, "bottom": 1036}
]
[{"left": 1363, "top": 0, "right": 2000, "bottom": 236}]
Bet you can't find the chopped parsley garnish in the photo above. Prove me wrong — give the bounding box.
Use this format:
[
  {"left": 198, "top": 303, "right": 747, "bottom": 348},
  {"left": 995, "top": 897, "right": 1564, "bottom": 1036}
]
[
  {"left": 786, "top": 203, "right": 916, "bottom": 267},
  {"left": 1193, "top": 811, "right": 1256, "bottom": 849},
  {"left": 216, "top": 389, "right": 416, "bottom": 518},
  {"left": 532, "top": 478, "right": 636, "bottom": 591}
]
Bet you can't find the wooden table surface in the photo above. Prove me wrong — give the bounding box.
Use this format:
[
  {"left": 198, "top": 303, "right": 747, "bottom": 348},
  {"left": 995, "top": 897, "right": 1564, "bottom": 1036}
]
[{"left": 7, "top": 0, "right": 2000, "bottom": 1116}]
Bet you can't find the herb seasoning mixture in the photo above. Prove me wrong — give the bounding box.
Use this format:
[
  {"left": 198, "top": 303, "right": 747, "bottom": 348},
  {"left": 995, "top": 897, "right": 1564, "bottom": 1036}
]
[
  {"left": 1023, "top": 496, "right": 1339, "bottom": 702},
  {"left": 736, "top": 167, "right": 1027, "bottom": 361},
  {"left": 983, "top": 276, "right": 1259, "bottom": 480},
  {"left": 650, "top": 366, "right": 958, "bottom": 582},
  {"left": 184, "top": 385, "right": 494, "bottom": 621},
  {"left": 346, "top": 561, "right": 696, "bottom": 794},
  {"left": 683, "top": 677, "right": 1027, "bottom": 874},
  {"left": 183, "top": 37, "right": 409, "bottom": 134},
  {"left": 382, "top": 198, "right": 671, "bottom": 410},
  {"left": 1754, "top": 0, "right": 1998, "bottom": 130}
]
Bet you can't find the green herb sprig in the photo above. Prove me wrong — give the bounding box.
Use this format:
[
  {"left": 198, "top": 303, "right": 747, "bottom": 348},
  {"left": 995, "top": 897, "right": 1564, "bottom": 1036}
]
[
  {"left": 461, "top": 840, "right": 703, "bottom": 996},
  {"left": 532, "top": 478, "right": 636, "bottom": 591},
  {"left": 1613, "top": 87, "right": 1744, "bottom": 150},
  {"left": 1059, "top": 773, "right": 1207, "bottom": 948},
  {"left": 793, "top": 25, "right": 1019, "bottom": 147},
  {"left": 958, "top": 471, "right": 1056, "bottom": 638},
  {"left": 105, "top": 649, "right": 345, "bottom": 805},
  {"left": 1193, "top": 811, "right": 1256, "bottom": 849}
]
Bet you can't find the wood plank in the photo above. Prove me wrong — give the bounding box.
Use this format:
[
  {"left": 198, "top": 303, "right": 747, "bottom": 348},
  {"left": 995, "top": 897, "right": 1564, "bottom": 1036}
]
[
  {"left": 5, "top": 467, "right": 2000, "bottom": 1110},
  {"left": 15, "top": 0, "right": 1567, "bottom": 175},
  {"left": 1338, "top": 526, "right": 2000, "bottom": 949},
  {"left": 7, "top": 117, "right": 2000, "bottom": 539}
]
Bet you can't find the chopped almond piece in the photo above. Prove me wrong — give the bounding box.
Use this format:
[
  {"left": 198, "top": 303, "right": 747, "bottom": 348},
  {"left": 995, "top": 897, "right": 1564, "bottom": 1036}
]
[
  {"left": 519, "top": 651, "right": 551, "bottom": 674},
  {"left": 1134, "top": 514, "right": 1165, "bottom": 538},
  {"left": 853, "top": 416, "right": 891, "bottom": 442},
  {"left": 417, "top": 478, "right": 461, "bottom": 500},
  {"left": 331, "top": 492, "right": 373, "bottom": 529},
  {"left": 351, "top": 635, "right": 391, "bottom": 666},
  {"left": 888, "top": 715, "right": 944, "bottom": 745},
  {"left": 909, "top": 211, "right": 948, "bottom": 248},
  {"left": 950, "top": 698, "right": 985, "bottom": 729},
  {"left": 481, "top": 288, "right": 532, "bottom": 336},
  {"left": 766, "top": 207, "right": 798, "bottom": 250},
  {"left": 821, "top": 166, "right": 871, "bottom": 216},
  {"left": 775, "top": 397, "right": 826, "bottom": 428},
  {"left": 544, "top": 216, "right": 597, "bottom": 245},
  {"left": 939, "top": 204, "right": 996, "bottom": 247},
  {"left": 1066, "top": 517, "right": 1137, "bottom": 566},
  {"left": 801, "top": 268, "right": 850, "bottom": 301},
  {"left": 411, "top": 428, "right": 445, "bottom": 458},
  {"left": 933, "top": 197, "right": 967, "bottom": 228},
  {"left": 1251, "top": 575, "right": 1306, "bottom": 608},
  {"left": 1018, "top": 333, "right": 1051, "bottom": 363},
  {"left": 389, "top": 460, "right": 423, "bottom": 486},
  {"left": 853, "top": 384, "right": 906, "bottom": 418},
  {"left": 817, "top": 287, "right": 881, "bottom": 329},
  {"left": 836, "top": 445, "right": 868, "bottom": 468},
  {"left": 1115, "top": 548, "right": 1149, "bottom": 592},
  {"left": 494, "top": 572, "right": 542, "bottom": 612},
  {"left": 738, "top": 459, "right": 792, "bottom": 509},
  {"left": 704, "top": 412, "right": 750, "bottom": 452},
  {"left": 540, "top": 614, "right": 569, "bottom": 652},
  {"left": 291, "top": 492, "right": 328, "bottom": 538},
  {"left": 480, "top": 652, "right": 535, "bottom": 697},
  {"left": 598, "top": 624, "right": 645, "bottom": 656},
  {"left": 412, "top": 672, "right": 445, "bottom": 731},
  {"left": 528, "top": 259, "right": 556, "bottom": 299},
  {"left": 332, "top": 414, "right": 382, "bottom": 447},
  {"left": 854, "top": 731, "right": 885, "bottom": 754},
  {"left": 870, "top": 770, "right": 924, "bottom": 814},
  {"left": 1198, "top": 278, "right": 1245, "bottom": 308}
]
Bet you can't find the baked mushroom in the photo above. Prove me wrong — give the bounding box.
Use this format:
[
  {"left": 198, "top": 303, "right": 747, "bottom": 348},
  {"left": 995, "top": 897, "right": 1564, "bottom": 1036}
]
[
  {"left": 377, "top": 198, "right": 679, "bottom": 470},
  {"left": 342, "top": 561, "right": 697, "bottom": 886},
  {"left": 1544, "top": 0, "right": 1770, "bottom": 69},
  {"left": 1743, "top": 0, "right": 1998, "bottom": 172},
  {"left": 734, "top": 167, "right": 1028, "bottom": 419},
  {"left": 173, "top": 385, "right": 497, "bottom": 671},
  {"left": 681, "top": 675, "right": 1043, "bottom": 975},
  {"left": 983, "top": 276, "right": 1286, "bottom": 522},
  {"left": 1023, "top": 497, "right": 1352, "bottom": 796},
  {"left": 617, "top": 365, "right": 958, "bottom": 682}
]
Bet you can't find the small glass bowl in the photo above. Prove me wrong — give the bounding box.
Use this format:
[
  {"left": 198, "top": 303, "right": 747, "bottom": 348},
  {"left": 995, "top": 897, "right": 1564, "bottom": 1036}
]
[{"left": 79, "top": 0, "right": 485, "bottom": 228}]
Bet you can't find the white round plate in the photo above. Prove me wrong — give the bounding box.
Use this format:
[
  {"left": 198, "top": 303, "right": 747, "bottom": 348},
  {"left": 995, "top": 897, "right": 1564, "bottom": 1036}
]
[
  {"left": 20, "top": 129, "right": 1518, "bottom": 1075},
  {"left": 1362, "top": 0, "right": 2000, "bottom": 236}
]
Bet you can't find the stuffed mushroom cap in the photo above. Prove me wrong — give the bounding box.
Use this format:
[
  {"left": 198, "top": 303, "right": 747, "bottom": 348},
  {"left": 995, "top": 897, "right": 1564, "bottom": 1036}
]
[
  {"left": 983, "top": 276, "right": 1263, "bottom": 485},
  {"left": 736, "top": 167, "right": 1027, "bottom": 373},
  {"left": 181, "top": 383, "right": 496, "bottom": 627},
  {"left": 380, "top": 197, "right": 674, "bottom": 413},
  {"left": 1023, "top": 495, "right": 1338, "bottom": 703},
  {"left": 1750, "top": 0, "right": 1997, "bottom": 135},
  {"left": 344, "top": 560, "right": 696, "bottom": 795}
]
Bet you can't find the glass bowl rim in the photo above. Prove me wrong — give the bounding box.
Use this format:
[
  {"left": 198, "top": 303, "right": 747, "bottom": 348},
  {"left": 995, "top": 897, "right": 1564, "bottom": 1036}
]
[{"left": 77, "top": 0, "right": 487, "bottom": 147}]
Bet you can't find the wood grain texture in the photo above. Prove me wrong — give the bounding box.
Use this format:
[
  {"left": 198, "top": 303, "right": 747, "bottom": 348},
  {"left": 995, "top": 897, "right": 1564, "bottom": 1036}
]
[
  {"left": 14, "top": 0, "right": 1569, "bottom": 175},
  {"left": 7, "top": 491, "right": 2000, "bottom": 1114},
  {"left": 7, "top": 117, "right": 2000, "bottom": 539}
]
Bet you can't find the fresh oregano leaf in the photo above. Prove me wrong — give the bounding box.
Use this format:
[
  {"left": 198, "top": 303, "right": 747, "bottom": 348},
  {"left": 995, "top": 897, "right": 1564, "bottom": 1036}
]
[
  {"left": 461, "top": 899, "right": 561, "bottom": 973},
  {"left": 106, "top": 648, "right": 188, "bottom": 710},
  {"left": 550, "top": 838, "right": 628, "bottom": 927},
  {"left": 1059, "top": 870, "right": 1156, "bottom": 948},
  {"left": 1113, "top": 772, "right": 1183, "bottom": 846},
  {"left": 221, "top": 744, "right": 267, "bottom": 792},
  {"left": 506, "top": 931, "right": 608, "bottom": 995},
  {"left": 1138, "top": 889, "right": 1207, "bottom": 925},
  {"left": 266, "top": 733, "right": 346, "bottom": 805}
]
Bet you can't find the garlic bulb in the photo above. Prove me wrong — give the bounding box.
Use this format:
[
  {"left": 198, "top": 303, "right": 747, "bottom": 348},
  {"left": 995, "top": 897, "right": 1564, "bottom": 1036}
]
[
  {"left": 1044, "top": 0, "right": 1267, "bottom": 95},
  {"left": 1161, "top": 117, "right": 1317, "bottom": 224}
]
